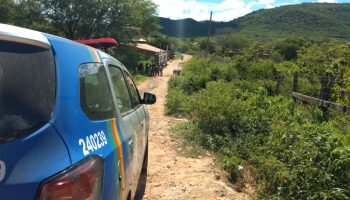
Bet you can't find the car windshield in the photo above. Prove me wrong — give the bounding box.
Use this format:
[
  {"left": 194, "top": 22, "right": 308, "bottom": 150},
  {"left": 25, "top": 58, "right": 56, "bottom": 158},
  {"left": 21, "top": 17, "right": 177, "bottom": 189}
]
[{"left": 0, "top": 41, "right": 55, "bottom": 143}]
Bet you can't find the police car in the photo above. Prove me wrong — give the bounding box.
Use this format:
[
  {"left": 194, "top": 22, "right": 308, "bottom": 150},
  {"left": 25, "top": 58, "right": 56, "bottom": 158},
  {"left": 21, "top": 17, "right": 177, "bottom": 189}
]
[{"left": 0, "top": 24, "right": 156, "bottom": 200}]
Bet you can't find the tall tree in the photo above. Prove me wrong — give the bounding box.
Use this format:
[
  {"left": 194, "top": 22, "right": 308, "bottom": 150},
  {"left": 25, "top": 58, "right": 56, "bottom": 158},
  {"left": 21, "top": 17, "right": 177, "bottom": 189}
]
[
  {"left": 35, "top": 0, "right": 108, "bottom": 39},
  {"left": 14, "top": 0, "right": 55, "bottom": 34},
  {"left": 104, "top": 0, "right": 159, "bottom": 41},
  {"left": 0, "top": 0, "right": 15, "bottom": 24},
  {"left": 26, "top": 0, "right": 159, "bottom": 40}
]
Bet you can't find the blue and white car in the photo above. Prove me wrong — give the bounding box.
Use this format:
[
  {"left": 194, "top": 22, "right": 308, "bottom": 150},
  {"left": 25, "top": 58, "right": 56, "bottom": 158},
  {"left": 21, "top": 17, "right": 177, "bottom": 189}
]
[{"left": 0, "top": 24, "right": 156, "bottom": 200}]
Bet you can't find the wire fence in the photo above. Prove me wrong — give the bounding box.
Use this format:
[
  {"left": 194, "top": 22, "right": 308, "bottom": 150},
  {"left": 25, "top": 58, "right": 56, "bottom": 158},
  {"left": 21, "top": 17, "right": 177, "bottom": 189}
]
[
  {"left": 241, "top": 71, "right": 350, "bottom": 113},
  {"left": 291, "top": 72, "right": 350, "bottom": 113}
]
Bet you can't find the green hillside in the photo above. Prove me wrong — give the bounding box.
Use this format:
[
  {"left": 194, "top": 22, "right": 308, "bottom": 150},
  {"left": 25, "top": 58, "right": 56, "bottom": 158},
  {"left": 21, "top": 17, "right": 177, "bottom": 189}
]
[
  {"left": 159, "top": 3, "right": 350, "bottom": 41},
  {"left": 159, "top": 17, "right": 236, "bottom": 38}
]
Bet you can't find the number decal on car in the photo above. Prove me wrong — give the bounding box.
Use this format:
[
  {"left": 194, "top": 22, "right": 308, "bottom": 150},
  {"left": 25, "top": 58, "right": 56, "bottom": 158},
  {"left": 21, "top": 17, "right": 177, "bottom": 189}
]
[
  {"left": 79, "top": 131, "right": 108, "bottom": 156},
  {"left": 0, "top": 161, "right": 5, "bottom": 182}
]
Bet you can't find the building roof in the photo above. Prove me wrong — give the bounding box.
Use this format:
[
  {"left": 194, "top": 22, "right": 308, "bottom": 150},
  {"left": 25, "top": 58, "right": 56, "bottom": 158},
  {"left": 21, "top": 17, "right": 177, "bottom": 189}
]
[
  {"left": 136, "top": 43, "right": 164, "bottom": 53},
  {"left": 132, "top": 38, "right": 147, "bottom": 43}
]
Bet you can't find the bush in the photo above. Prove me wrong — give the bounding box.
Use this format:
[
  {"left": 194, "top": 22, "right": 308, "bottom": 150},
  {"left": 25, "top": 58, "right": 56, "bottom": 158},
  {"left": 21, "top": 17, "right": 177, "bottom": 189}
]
[
  {"left": 256, "top": 121, "right": 350, "bottom": 199},
  {"left": 223, "top": 156, "right": 242, "bottom": 182},
  {"left": 189, "top": 81, "right": 274, "bottom": 137},
  {"left": 168, "top": 76, "right": 185, "bottom": 91},
  {"left": 166, "top": 55, "right": 350, "bottom": 199},
  {"left": 189, "top": 81, "right": 245, "bottom": 136},
  {"left": 165, "top": 88, "right": 189, "bottom": 116},
  {"left": 133, "top": 74, "right": 148, "bottom": 84}
]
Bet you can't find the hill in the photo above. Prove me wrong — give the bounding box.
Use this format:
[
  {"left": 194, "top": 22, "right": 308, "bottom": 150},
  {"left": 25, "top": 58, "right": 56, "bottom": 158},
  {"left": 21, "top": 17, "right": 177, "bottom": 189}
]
[
  {"left": 159, "top": 17, "right": 237, "bottom": 38},
  {"left": 159, "top": 3, "right": 350, "bottom": 41}
]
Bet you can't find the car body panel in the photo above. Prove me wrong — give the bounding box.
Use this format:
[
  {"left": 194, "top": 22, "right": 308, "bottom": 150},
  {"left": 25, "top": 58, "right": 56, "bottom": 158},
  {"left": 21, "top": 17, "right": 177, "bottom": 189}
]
[
  {"left": 44, "top": 34, "right": 131, "bottom": 200},
  {"left": 104, "top": 58, "right": 149, "bottom": 197},
  {"left": 0, "top": 124, "right": 71, "bottom": 199},
  {"left": 0, "top": 26, "right": 149, "bottom": 200},
  {"left": 45, "top": 34, "right": 147, "bottom": 200}
]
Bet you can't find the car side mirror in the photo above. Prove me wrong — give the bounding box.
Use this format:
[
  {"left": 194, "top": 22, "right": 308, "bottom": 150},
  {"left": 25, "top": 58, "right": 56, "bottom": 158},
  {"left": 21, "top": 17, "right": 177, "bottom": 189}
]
[{"left": 142, "top": 92, "right": 156, "bottom": 105}]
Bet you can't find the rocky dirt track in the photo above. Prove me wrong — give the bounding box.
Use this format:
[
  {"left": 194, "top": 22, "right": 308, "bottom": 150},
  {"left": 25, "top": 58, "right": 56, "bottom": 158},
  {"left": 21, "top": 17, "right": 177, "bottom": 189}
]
[{"left": 138, "top": 55, "right": 252, "bottom": 200}]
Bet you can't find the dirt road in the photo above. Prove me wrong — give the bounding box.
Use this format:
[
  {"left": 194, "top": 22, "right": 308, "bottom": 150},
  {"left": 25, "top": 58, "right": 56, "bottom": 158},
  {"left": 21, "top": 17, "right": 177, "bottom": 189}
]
[{"left": 138, "top": 56, "right": 251, "bottom": 200}]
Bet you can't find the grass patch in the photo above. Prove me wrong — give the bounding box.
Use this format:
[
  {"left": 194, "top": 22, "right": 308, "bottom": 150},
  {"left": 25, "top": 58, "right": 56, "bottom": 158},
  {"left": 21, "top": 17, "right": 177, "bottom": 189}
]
[
  {"left": 170, "top": 121, "right": 256, "bottom": 194},
  {"left": 175, "top": 51, "right": 182, "bottom": 60},
  {"left": 170, "top": 121, "right": 207, "bottom": 158},
  {"left": 133, "top": 74, "right": 148, "bottom": 85}
]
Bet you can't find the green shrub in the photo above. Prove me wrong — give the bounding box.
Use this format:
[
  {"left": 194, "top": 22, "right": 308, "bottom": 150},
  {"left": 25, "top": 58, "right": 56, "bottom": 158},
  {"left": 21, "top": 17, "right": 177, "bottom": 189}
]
[
  {"left": 165, "top": 88, "right": 189, "bottom": 116},
  {"left": 133, "top": 74, "right": 148, "bottom": 84},
  {"left": 189, "top": 81, "right": 275, "bottom": 137},
  {"left": 181, "top": 75, "right": 209, "bottom": 94},
  {"left": 258, "top": 122, "right": 350, "bottom": 199},
  {"left": 168, "top": 76, "right": 185, "bottom": 91},
  {"left": 166, "top": 55, "right": 350, "bottom": 199},
  {"left": 189, "top": 81, "right": 246, "bottom": 136},
  {"left": 223, "top": 156, "right": 242, "bottom": 182}
]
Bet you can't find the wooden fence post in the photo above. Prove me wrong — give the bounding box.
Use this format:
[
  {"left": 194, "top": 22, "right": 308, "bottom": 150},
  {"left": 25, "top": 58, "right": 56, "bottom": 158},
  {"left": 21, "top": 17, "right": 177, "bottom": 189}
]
[
  {"left": 292, "top": 73, "right": 298, "bottom": 101},
  {"left": 293, "top": 73, "right": 298, "bottom": 92},
  {"left": 320, "top": 72, "right": 335, "bottom": 102},
  {"left": 320, "top": 73, "right": 327, "bottom": 101}
]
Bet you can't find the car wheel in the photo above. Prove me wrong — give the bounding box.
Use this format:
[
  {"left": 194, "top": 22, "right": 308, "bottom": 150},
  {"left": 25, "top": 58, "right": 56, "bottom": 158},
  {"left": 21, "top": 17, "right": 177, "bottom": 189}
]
[{"left": 134, "top": 143, "right": 148, "bottom": 200}]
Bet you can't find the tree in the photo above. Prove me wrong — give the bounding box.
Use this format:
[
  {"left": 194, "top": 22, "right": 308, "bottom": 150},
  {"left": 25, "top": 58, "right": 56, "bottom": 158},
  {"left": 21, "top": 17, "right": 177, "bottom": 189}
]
[
  {"left": 35, "top": 0, "right": 111, "bottom": 39},
  {"left": 19, "top": 0, "right": 159, "bottom": 40},
  {"left": 273, "top": 38, "right": 305, "bottom": 61},
  {"left": 149, "top": 34, "right": 171, "bottom": 50},
  {"left": 14, "top": 0, "right": 55, "bottom": 34},
  {"left": 104, "top": 0, "right": 158, "bottom": 41},
  {"left": 197, "top": 38, "right": 216, "bottom": 54},
  {"left": 0, "top": 0, "right": 15, "bottom": 24},
  {"left": 215, "top": 34, "right": 247, "bottom": 55}
]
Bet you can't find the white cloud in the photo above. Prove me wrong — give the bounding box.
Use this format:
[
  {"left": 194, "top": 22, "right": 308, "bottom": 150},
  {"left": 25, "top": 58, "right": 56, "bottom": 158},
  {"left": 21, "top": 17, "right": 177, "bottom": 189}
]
[
  {"left": 280, "top": 2, "right": 293, "bottom": 6},
  {"left": 317, "top": 0, "right": 337, "bottom": 2},
  {"left": 152, "top": 0, "right": 276, "bottom": 22},
  {"left": 265, "top": 4, "right": 275, "bottom": 9},
  {"left": 258, "top": 0, "right": 275, "bottom": 4}
]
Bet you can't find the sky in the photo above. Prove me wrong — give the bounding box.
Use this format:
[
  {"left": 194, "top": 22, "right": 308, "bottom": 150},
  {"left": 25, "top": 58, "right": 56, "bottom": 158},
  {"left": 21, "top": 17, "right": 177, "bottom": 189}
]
[{"left": 151, "top": 0, "right": 350, "bottom": 22}]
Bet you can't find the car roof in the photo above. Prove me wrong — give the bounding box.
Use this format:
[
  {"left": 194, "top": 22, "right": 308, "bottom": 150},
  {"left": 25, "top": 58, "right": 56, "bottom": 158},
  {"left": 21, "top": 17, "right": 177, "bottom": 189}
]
[
  {"left": 0, "top": 23, "right": 51, "bottom": 49},
  {"left": 0, "top": 23, "right": 129, "bottom": 73}
]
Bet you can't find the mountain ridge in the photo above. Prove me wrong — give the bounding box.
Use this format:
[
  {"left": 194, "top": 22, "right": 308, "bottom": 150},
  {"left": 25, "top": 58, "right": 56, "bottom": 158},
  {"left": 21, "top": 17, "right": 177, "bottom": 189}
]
[{"left": 158, "top": 3, "right": 350, "bottom": 41}]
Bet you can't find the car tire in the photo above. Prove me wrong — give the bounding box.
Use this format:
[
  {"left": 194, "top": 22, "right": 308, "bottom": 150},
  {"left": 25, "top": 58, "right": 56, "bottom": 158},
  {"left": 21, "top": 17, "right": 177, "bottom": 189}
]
[{"left": 134, "top": 143, "right": 148, "bottom": 200}]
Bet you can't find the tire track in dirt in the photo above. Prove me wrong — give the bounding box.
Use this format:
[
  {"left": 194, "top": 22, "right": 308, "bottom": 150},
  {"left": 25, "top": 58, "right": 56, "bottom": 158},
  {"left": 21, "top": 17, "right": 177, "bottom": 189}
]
[{"left": 137, "top": 55, "right": 251, "bottom": 200}]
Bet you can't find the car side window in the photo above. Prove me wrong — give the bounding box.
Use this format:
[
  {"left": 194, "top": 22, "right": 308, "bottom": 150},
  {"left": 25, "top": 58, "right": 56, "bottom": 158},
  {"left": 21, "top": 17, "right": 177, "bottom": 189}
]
[
  {"left": 79, "top": 63, "right": 116, "bottom": 120},
  {"left": 124, "top": 72, "right": 141, "bottom": 107},
  {"left": 108, "top": 65, "right": 133, "bottom": 114}
]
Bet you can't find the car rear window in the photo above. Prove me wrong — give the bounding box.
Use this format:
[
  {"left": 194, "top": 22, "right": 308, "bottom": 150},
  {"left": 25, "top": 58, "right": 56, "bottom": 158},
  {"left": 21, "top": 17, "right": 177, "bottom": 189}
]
[{"left": 0, "top": 41, "right": 56, "bottom": 143}]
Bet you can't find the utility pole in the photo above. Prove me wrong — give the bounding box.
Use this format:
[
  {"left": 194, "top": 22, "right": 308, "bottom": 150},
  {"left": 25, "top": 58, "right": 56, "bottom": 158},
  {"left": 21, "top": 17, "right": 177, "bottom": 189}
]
[{"left": 206, "top": 11, "right": 213, "bottom": 56}]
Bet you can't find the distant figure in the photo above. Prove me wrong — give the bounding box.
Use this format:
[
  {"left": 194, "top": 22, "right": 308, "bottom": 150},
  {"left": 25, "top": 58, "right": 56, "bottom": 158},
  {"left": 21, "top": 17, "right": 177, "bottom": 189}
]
[
  {"left": 181, "top": 55, "right": 184, "bottom": 60},
  {"left": 138, "top": 63, "right": 144, "bottom": 72},
  {"left": 150, "top": 64, "right": 159, "bottom": 76},
  {"left": 145, "top": 63, "right": 150, "bottom": 74},
  {"left": 173, "top": 66, "right": 181, "bottom": 76},
  {"left": 159, "top": 65, "right": 164, "bottom": 76},
  {"left": 135, "top": 63, "right": 140, "bottom": 74}
]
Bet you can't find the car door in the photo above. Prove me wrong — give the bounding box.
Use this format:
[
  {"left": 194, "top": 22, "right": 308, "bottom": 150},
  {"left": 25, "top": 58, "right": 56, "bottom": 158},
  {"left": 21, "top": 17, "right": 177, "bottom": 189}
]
[
  {"left": 106, "top": 62, "right": 145, "bottom": 196},
  {"left": 122, "top": 72, "right": 147, "bottom": 181}
]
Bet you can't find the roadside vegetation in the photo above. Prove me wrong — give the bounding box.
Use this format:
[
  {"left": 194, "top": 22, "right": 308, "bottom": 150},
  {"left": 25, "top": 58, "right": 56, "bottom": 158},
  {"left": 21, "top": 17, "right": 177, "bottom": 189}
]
[{"left": 166, "top": 39, "right": 350, "bottom": 199}]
